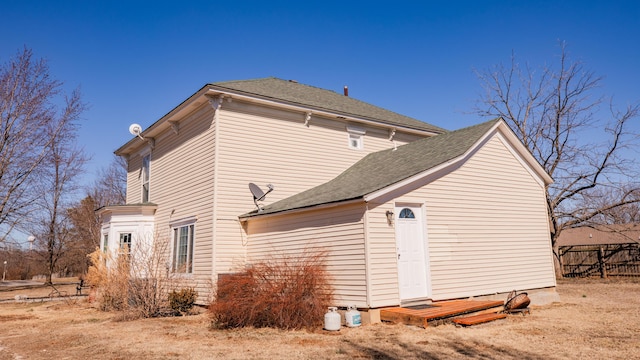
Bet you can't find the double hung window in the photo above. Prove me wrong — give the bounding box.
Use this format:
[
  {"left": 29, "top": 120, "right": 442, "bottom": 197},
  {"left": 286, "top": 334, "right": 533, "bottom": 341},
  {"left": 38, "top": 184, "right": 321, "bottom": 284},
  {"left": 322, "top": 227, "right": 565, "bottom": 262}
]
[
  {"left": 119, "top": 233, "right": 132, "bottom": 260},
  {"left": 141, "top": 154, "right": 150, "bottom": 202},
  {"left": 172, "top": 224, "right": 195, "bottom": 273}
]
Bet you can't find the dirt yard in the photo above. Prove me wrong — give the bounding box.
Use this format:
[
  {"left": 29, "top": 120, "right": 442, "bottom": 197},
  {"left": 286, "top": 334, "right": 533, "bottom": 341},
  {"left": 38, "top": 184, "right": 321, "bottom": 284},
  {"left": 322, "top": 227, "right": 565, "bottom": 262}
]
[{"left": 0, "top": 278, "right": 638, "bottom": 359}]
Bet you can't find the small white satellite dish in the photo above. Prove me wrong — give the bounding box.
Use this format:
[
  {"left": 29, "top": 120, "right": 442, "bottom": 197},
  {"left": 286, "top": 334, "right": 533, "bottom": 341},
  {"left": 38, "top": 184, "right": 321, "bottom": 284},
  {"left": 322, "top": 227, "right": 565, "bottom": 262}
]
[
  {"left": 129, "top": 123, "right": 144, "bottom": 139},
  {"left": 249, "top": 183, "right": 274, "bottom": 212}
]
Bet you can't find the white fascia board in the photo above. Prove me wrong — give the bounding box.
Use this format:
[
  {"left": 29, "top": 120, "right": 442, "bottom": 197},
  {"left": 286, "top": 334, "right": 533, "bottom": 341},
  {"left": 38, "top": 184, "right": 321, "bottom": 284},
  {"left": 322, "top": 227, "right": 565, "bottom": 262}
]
[
  {"left": 494, "top": 132, "right": 546, "bottom": 188},
  {"left": 365, "top": 122, "right": 500, "bottom": 202},
  {"left": 117, "top": 85, "right": 441, "bottom": 156},
  {"left": 364, "top": 119, "right": 553, "bottom": 203},
  {"left": 364, "top": 156, "right": 466, "bottom": 203},
  {"left": 495, "top": 121, "right": 553, "bottom": 185},
  {"left": 203, "top": 89, "right": 440, "bottom": 137},
  {"left": 96, "top": 204, "right": 158, "bottom": 217},
  {"left": 116, "top": 85, "right": 214, "bottom": 155}
]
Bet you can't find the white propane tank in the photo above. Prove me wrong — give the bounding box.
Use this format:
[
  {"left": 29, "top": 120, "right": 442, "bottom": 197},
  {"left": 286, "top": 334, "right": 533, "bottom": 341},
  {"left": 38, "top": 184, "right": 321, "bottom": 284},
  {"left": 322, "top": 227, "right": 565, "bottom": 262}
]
[
  {"left": 324, "top": 307, "right": 341, "bottom": 331},
  {"left": 345, "top": 305, "right": 361, "bottom": 327}
]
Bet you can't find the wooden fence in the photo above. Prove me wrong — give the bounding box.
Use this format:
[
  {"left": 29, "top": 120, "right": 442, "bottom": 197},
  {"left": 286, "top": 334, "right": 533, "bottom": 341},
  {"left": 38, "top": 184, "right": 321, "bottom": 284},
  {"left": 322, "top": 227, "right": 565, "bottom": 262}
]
[{"left": 559, "top": 243, "right": 640, "bottom": 278}]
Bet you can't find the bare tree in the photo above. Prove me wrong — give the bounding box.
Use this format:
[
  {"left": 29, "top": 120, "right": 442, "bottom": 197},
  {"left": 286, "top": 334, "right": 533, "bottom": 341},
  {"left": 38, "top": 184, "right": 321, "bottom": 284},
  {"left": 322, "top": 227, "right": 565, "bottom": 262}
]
[
  {"left": 0, "top": 47, "right": 89, "bottom": 282},
  {"left": 65, "top": 195, "right": 101, "bottom": 275},
  {"left": 93, "top": 154, "right": 127, "bottom": 206},
  {"left": 604, "top": 201, "right": 640, "bottom": 225},
  {"left": 32, "top": 116, "right": 88, "bottom": 284},
  {"left": 65, "top": 155, "right": 127, "bottom": 275},
  {"left": 0, "top": 48, "right": 83, "bottom": 243},
  {"left": 577, "top": 186, "right": 640, "bottom": 225},
  {"left": 474, "top": 42, "right": 640, "bottom": 266}
]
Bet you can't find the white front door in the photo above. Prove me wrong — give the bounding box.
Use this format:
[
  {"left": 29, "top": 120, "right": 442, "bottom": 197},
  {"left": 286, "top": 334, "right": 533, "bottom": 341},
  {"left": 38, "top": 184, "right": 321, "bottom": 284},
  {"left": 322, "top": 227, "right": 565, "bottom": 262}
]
[{"left": 395, "top": 204, "right": 430, "bottom": 300}]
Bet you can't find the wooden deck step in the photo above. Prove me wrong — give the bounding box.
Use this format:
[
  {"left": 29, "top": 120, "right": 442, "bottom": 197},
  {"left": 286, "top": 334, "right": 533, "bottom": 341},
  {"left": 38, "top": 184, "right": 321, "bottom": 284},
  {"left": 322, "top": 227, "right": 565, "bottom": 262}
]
[
  {"left": 380, "top": 300, "right": 504, "bottom": 327},
  {"left": 452, "top": 312, "right": 508, "bottom": 326}
]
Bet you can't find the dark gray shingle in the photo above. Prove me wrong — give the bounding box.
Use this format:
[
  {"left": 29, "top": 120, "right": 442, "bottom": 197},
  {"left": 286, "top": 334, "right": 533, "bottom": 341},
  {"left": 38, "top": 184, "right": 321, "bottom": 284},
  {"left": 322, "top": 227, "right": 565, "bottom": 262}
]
[
  {"left": 241, "top": 119, "right": 501, "bottom": 218},
  {"left": 211, "top": 77, "right": 446, "bottom": 134}
]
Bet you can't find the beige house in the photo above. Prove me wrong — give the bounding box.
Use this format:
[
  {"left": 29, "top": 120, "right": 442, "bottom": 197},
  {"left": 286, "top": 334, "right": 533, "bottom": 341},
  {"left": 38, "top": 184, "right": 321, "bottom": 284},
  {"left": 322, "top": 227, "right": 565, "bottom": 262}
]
[{"left": 99, "top": 77, "right": 557, "bottom": 308}]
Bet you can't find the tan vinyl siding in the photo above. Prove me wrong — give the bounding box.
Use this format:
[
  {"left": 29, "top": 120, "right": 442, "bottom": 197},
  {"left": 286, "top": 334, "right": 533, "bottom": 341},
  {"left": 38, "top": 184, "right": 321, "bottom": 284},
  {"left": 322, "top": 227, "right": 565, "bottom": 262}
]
[
  {"left": 122, "top": 97, "right": 428, "bottom": 301},
  {"left": 127, "top": 104, "right": 216, "bottom": 297},
  {"left": 396, "top": 134, "right": 555, "bottom": 300},
  {"left": 213, "top": 100, "right": 422, "bottom": 275},
  {"left": 364, "top": 204, "right": 401, "bottom": 307},
  {"left": 126, "top": 153, "right": 144, "bottom": 204},
  {"left": 246, "top": 202, "right": 368, "bottom": 307}
]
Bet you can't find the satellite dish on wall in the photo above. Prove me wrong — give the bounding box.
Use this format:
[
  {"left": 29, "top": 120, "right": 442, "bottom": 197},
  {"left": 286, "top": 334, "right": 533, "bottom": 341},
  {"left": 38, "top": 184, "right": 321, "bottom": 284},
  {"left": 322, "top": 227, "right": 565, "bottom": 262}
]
[
  {"left": 249, "top": 183, "right": 274, "bottom": 212},
  {"left": 129, "top": 123, "right": 144, "bottom": 139}
]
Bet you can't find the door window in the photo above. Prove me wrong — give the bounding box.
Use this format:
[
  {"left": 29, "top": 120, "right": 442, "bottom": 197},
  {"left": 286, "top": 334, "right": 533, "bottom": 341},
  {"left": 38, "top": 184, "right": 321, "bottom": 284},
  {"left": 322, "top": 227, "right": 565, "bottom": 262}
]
[{"left": 399, "top": 208, "right": 415, "bottom": 219}]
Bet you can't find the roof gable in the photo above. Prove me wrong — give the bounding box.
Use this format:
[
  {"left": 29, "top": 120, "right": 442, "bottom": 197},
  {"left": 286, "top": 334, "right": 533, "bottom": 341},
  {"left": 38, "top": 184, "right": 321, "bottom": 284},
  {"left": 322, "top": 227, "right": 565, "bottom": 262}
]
[
  {"left": 210, "top": 78, "right": 446, "bottom": 134},
  {"left": 241, "top": 118, "right": 506, "bottom": 218}
]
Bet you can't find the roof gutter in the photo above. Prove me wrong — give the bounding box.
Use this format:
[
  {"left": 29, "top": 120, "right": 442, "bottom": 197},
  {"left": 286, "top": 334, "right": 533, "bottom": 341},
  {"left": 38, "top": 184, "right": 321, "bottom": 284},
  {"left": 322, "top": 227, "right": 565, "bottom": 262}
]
[
  {"left": 204, "top": 88, "right": 441, "bottom": 138},
  {"left": 238, "top": 198, "right": 364, "bottom": 222},
  {"left": 115, "top": 85, "right": 214, "bottom": 156},
  {"left": 115, "top": 84, "right": 441, "bottom": 156}
]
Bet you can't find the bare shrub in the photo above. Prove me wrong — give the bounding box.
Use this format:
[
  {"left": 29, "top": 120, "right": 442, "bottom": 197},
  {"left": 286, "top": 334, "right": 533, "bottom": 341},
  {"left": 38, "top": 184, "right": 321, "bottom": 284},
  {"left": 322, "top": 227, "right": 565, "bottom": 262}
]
[
  {"left": 86, "top": 249, "right": 129, "bottom": 311},
  {"left": 168, "top": 288, "right": 197, "bottom": 315},
  {"left": 209, "top": 252, "right": 333, "bottom": 330},
  {"left": 86, "top": 235, "right": 188, "bottom": 319}
]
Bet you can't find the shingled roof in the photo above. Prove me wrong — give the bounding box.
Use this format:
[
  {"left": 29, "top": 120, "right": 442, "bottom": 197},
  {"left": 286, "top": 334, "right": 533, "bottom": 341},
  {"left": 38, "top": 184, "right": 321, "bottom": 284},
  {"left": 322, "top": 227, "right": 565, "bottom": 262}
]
[
  {"left": 557, "top": 225, "right": 640, "bottom": 246},
  {"left": 241, "top": 118, "right": 501, "bottom": 218},
  {"left": 210, "top": 77, "right": 446, "bottom": 134}
]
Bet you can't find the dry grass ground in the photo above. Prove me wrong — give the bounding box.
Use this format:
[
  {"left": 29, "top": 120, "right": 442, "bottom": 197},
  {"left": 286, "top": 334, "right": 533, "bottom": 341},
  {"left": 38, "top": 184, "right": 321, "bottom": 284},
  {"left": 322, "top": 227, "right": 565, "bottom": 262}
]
[{"left": 0, "top": 278, "right": 638, "bottom": 359}]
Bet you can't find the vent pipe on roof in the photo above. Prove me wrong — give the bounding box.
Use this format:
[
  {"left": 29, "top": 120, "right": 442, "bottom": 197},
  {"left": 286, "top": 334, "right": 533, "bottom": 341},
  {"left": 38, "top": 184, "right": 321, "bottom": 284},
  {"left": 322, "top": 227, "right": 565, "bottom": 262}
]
[{"left": 344, "top": 85, "right": 349, "bottom": 96}]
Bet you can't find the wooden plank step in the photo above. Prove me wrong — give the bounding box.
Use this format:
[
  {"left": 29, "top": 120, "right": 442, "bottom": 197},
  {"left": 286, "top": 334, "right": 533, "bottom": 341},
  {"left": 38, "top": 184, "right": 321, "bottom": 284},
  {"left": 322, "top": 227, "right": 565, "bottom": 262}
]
[
  {"left": 452, "top": 312, "right": 508, "bottom": 326},
  {"left": 380, "top": 300, "right": 505, "bottom": 327},
  {"left": 381, "top": 300, "right": 504, "bottom": 320}
]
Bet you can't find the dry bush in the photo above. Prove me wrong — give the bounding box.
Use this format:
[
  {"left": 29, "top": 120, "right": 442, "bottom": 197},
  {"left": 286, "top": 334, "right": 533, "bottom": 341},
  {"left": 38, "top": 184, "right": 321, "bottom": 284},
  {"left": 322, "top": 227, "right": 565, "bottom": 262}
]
[
  {"left": 86, "top": 236, "right": 188, "bottom": 319},
  {"left": 86, "top": 249, "right": 129, "bottom": 311},
  {"left": 168, "top": 287, "right": 198, "bottom": 315},
  {"left": 209, "top": 252, "right": 333, "bottom": 330}
]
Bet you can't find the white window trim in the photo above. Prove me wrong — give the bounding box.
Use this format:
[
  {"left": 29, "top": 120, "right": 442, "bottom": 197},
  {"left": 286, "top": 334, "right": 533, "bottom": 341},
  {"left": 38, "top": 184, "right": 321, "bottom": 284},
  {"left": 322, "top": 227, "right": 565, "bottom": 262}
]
[
  {"left": 347, "top": 125, "right": 366, "bottom": 150},
  {"left": 169, "top": 216, "right": 198, "bottom": 228},
  {"left": 170, "top": 216, "right": 197, "bottom": 274},
  {"left": 140, "top": 152, "right": 151, "bottom": 202},
  {"left": 102, "top": 233, "right": 109, "bottom": 253},
  {"left": 118, "top": 232, "right": 132, "bottom": 253}
]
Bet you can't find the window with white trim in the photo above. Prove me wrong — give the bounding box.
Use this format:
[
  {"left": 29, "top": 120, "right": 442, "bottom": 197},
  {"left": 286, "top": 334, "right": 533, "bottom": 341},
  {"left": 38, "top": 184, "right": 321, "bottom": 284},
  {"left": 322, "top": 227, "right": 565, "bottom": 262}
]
[
  {"left": 141, "top": 153, "right": 150, "bottom": 202},
  {"left": 102, "top": 234, "right": 109, "bottom": 252},
  {"left": 172, "top": 223, "right": 195, "bottom": 273},
  {"left": 346, "top": 125, "right": 366, "bottom": 150},
  {"left": 348, "top": 133, "right": 362, "bottom": 149},
  {"left": 119, "top": 233, "right": 132, "bottom": 260}
]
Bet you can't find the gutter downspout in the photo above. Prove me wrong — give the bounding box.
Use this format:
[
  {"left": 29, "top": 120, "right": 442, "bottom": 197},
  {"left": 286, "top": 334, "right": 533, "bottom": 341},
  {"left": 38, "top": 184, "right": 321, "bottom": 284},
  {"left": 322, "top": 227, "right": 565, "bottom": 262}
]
[{"left": 210, "top": 95, "right": 223, "bottom": 285}]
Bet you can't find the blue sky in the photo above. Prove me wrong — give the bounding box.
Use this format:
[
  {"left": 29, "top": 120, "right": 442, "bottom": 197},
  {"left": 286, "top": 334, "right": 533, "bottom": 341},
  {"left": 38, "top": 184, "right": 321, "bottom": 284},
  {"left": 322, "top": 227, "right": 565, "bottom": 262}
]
[{"left": 2, "top": 1, "right": 639, "bottom": 185}]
